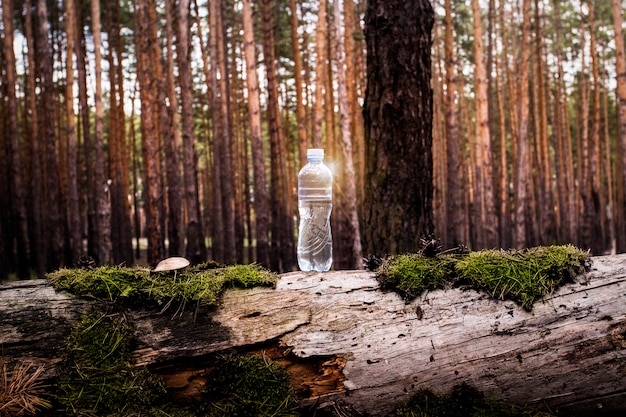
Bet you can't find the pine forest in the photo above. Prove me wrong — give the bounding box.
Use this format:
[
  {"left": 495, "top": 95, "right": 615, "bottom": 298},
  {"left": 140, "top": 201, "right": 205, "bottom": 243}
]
[{"left": 1, "top": 0, "right": 625, "bottom": 279}]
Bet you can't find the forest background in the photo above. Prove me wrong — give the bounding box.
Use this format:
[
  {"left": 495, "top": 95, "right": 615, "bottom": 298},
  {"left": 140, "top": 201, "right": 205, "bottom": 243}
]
[{"left": 1, "top": 0, "right": 625, "bottom": 279}]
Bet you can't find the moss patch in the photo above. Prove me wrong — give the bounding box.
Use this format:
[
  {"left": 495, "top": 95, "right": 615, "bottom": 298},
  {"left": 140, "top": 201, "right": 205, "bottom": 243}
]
[
  {"left": 47, "top": 263, "right": 277, "bottom": 311},
  {"left": 199, "top": 353, "right": 299, "bottom": 417},
  {"left": 376, "top": 245, "right": 590, "bottom": 310},
  {"left": 397, "top": 383, "right": 556, "bottom": 417},
  {"left": 55, "top": 311, "right": 166, "bottom": 415}
]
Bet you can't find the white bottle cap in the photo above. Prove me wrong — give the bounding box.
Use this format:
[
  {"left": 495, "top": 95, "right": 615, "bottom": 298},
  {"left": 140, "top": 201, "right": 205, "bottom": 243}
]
[{"left": 307, "top": 148, "right": 324, "bottom": 159}]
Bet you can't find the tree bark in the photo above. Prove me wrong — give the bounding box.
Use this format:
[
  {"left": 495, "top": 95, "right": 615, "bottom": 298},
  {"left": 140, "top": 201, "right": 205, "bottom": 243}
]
[
  {"left": 2, "top": 254, "right": 626, "bottom": 416},
  {"left": 241, "top": 0, "right": 270, "bottom": 268},
  {"left": 362, "top": 0, "right": 435, "bottom": 256}
]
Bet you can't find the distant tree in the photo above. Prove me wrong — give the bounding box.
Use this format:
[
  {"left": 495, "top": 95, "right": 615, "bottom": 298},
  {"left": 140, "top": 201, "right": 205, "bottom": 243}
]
[
  {"left": 242, "top": 0, "right": 270, "bottom": 267},
  {"left": 362, "top": 0, "right": 435, "bottom": 256},
  {"left": 611, "top": 0, "right": 626, "bottom": 252},
  {"left": 2, "top": 0, "right": 30, "bottom": 278},
  {"left": 37, "top": 0, "right": 65, "bottom": 270},
  {"left": 177, "top": 0, "right": 206, "bottom": 264}
]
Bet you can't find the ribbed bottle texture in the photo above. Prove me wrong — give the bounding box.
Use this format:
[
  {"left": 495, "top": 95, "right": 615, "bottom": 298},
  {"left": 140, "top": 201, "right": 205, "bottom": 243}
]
[{"left": 297, "top": 149, "right": 332, "bottom": 272}]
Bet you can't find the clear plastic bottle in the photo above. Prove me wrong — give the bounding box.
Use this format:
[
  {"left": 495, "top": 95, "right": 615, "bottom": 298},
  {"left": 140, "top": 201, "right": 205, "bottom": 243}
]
[{"left": 297, "top": 148, "right": 333, "bottom": 272}]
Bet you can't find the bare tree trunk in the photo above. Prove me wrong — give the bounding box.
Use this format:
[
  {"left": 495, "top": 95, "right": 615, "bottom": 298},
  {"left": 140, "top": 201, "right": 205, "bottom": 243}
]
[
  {"left": 444, "top": 0, "right": 465, "bottom": 249},
  {"left": 471, "top": 0, "right": 497, "bottom": 249},
  {"left": 63, "top": 0, "right": 82, "bottom": 265},
  {"left": 514, "top": 0, "right": 531, "bottom": 249},
  {"left": 91, "top": 0, "right": 112, "bottom": 265},
  {"left": 362, "top": 0, "right": 435, "bottom": 256},
  {"left": 136, "top": 0, "right": 164, "bottom": 266},
  {"left": 214, "top": 0, "right": 237, "bottom": 264},
  {"left": 37, "top": 0, "right": 65, "bottom": 270},
  {"left": 177, "top": 0, "right": 206, "bottom": 264},
  {"left": 611, "top": 0, "right": 626, "bottom": 253},
  {"left": 242, "top": 0, "right": 270, "bottom": 268},
  {"left": 289, "top": 0, "right": 309, "bottom": 167},
  {"left": 312, "top": 0, "right": 328, "bottom": 149},
  {"left": 163, "top": 0, "right": 185, "bottom": 258},
  {"left": 332, "top": 0, "right": 362, "bottom": 270},
  {"left": 2, "top": 0, "right": 31, "bottom": 278},
  {"left": 23, "top": 0, "right": 45, "bottom": 277},
  {"left": 259, "top": 0, "right": 295, "bottom": 272}
]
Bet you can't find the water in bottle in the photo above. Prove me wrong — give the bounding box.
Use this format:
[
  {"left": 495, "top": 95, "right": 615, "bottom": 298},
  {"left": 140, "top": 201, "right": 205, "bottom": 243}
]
[{"left": 297, "top": 148, "right": 333, "bottom": 272}]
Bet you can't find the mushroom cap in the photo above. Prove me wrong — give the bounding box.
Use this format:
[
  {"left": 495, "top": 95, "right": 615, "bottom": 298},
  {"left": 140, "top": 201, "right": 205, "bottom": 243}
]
[{"left": 153, "top": 256, "right": 191, "bottom": 272}]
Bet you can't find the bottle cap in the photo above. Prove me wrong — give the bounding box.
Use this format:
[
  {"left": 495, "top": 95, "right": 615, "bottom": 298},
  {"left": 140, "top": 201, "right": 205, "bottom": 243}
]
[{"left": 307, "top": 148, "right": 324, "bottom": 159}]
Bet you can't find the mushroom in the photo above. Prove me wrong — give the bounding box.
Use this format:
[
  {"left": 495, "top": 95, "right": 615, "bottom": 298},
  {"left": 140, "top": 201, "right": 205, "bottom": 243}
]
[{"left": 153, "top": 256, "right": 190, "bottom": 273}]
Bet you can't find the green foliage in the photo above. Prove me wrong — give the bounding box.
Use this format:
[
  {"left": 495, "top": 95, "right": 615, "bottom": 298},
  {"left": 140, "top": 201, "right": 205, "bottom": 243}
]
[
  {"left": 397, "top": 383, "right": 556, "bottom": 417},
  {"left": 48, "top": 263, "right": 278, "bottom": 311},
  {"left": 377, "top": 253, "right": 457, "bottom": 299},
  {"left": 199, "top": 353, "right": 299, "bottom": 417},
  {"left": 56, "top": 312, "right": 166, "bottom": 416},
  {"left": 375, "top": 245, "right": 591, "bottom": 310}
]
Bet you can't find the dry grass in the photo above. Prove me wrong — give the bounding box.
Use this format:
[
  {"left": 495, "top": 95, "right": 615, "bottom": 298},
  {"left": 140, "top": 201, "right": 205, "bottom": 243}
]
[{"left": 0, "top": 359, "right": 50, "bottom": 416}]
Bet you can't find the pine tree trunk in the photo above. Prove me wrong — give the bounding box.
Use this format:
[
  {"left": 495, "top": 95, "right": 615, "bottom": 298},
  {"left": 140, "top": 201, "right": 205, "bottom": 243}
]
[
  {"left": 362, "top": 0, "right": 435, "bottom": 256},
  {"left": 136, "top": 0, "right": 164, "bottom": 266},
  {"left": 242, "top": 0, "right": 270, "bottom": 268},
  {"left": 37, "top": 0, "right": 65, "bottom": 270},
  {"left": 611, "top": 0, "right": 626, "bottom": 253},
  {"left": 332, "top": 0, "right": 362, "bottom": 270},
  {"left": 2, "top": 0, "right": 31, "bottom": 278},
  {"left": 444, "top": 0, "right": 465, "bottom": 249},
  {"left": 514, "top": 0, "right": 531, "bottom": 249},
  {"left": 164, "top": 0, "right": 185, "bottom": 259},
  {"left": 177, "top": 0, "right": 206, "bottom": 264},
  {"left": 312, "top": 0, "right": 328, "bottom": 149},
  {"left": 471, "top": 0, "right": 497, "bottom": 249},
  {"left": 289, "top": 0, "right": 309, "bottom": 167},
  {"left": 23, "top": 0, "right": 45, "bottom": 278}
]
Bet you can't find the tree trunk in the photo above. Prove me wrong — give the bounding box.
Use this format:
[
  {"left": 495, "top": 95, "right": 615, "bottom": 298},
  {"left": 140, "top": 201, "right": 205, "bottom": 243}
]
[
  {"left": 37, "top": 0, "right": 65, "bottom": 271},
  {"left": 611, "top": 0, "right": 626, "bottom": 253},
  {"left": 2, "top": 0, "right": 31, "bottom": 279},
  {"left": 241, "top": 0, "right": 270, "bottom": 268},
  {"left": 2, "top": 254, "right": 626, "bottom": 416},
  {"left": 135, "top": 0, "right": 164, "bottom": 266},
  {"left": 470, "top": 0, "right": 497, "bottom": 249},
  {"left": 312, "top": 0, "right": 328, "bottom": 149},
  {"left": 91, "top": 0, "right": 112, "bottom": 265},
  {"left": 289, "top": 0, "right": 309, "bottom": 167},
  {"left": 177, "top": 0, "right": 206, "bottom": 265},
  {"left": 514, "top": 0, "right": 531, "bottom": 249},
  {"left": 332, "top": 0, "right": 362, "bottom": 270},
  {"left": 362, "top": 0, "right": 435, "bottom": 256}
]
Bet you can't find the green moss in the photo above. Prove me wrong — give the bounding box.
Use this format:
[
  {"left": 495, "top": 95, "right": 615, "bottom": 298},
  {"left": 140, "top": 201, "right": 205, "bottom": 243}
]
[
  {"left": 397, "top": 383, "right": 557, "bottom": 417},
  {"left": 47, "top": 263, "right": 278, "bottom": 311},
  {"left": 377, "top": 253, "right": 456, "bottom": 299},
  {"left": 199, "top": 353, "right": 299, "bottom": 417},
  {"left": 376, "top": 245, "right": 590, "bottom": 310},
  {"left": 456, "top": 245, "right": 590, "bottom": 310},
  {"left": 56, "top": 311, "right": 166, "bottom": 416}
]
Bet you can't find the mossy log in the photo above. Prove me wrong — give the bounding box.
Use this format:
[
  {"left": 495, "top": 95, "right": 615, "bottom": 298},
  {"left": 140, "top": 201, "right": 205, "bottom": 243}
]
[{"left": 2, "top": 254, "right": 626, "bottom": 416}]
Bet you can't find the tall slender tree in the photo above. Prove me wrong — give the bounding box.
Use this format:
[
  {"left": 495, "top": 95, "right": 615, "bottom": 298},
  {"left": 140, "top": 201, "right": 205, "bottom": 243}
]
[
  {"left": 3, "top": 0, "right": 31, "bottom": 278},
  {"left": 37, "top": 0, "right": 65, "bottom": 270},
  {"left": 471, "top": 0, "right": 497, "bottom": 249},
  {"left": 611, "top": 0, "right": 626, "bottom": 252},
  {"left": 91, "top": 0, "right": 112, "bottom": 264},
  {"left": 177, "top": 0, "right": 206, "bottom": 264},
  {"left": 514, "top": 0, "right": 532, "bottom": 249},
  {"left": 242, "top": 0, "right": 270, "bottom": 267}
]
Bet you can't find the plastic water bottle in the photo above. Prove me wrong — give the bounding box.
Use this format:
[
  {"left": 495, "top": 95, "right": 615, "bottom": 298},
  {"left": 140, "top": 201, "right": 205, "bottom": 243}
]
[{"left": 297, "top": 149, "right": 333, "bottom": 272}]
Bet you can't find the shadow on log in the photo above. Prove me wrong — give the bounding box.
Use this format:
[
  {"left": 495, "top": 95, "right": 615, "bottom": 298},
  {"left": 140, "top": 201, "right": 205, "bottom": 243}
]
[{"left": 1, "top": 254, "right": 626, "bottom": 415}]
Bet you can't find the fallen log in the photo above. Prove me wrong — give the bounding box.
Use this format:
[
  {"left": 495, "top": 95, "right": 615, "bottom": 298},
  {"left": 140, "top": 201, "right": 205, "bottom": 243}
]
[{"left": 1, "top": 254, "right": 626, "bottom": 416}]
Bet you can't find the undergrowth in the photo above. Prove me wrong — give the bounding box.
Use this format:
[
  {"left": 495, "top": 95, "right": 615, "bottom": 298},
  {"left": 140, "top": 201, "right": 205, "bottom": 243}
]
[{"left": 376, "top": 244, "right": 591, "bottom": 310}]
